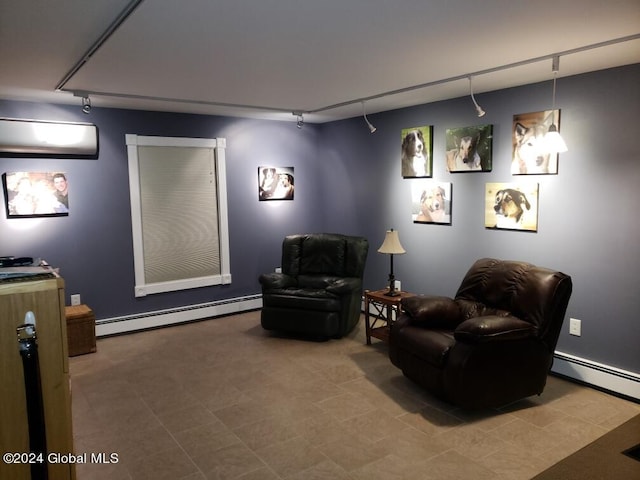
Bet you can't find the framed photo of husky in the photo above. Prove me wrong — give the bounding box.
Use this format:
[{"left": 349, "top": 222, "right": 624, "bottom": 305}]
[
  {"left": 411, "top": 180, "right": 452, "bottom": 224},
  {"left": 401, "top": 125, "right": 433, "bottom": 178},
  {"left": 445, "top": 124, "right": 493, "bottom": 172},
  {"left": 512, "top": 110, "right": 560, "bottom": 175},
  {"left": 258, "top": 166, "right": 294, "bottom": 201},
  {"left": 485, "top": 182, "right": 539, "bottom": 232}
]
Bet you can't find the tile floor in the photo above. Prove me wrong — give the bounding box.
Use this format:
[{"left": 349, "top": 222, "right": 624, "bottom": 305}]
[{"left": 69, "top": 311, "right": 639, "bottom": 480}]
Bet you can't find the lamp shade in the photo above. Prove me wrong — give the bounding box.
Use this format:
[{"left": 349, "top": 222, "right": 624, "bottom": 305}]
[
  {"left": 543, "top": 124, "right": 568, "bottom": 153},
  {"left": 377, "top": 229, "right": 406, "bottom": 255}
]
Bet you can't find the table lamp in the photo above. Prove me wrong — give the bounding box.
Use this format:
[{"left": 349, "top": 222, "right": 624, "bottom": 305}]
[{"left": 377, "top": 228, "right": 406, "bottom": 296}]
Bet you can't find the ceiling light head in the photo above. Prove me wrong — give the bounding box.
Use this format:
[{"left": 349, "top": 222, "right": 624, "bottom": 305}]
[
  {"left": 361, "top": 101, "right": 377, "bottom": 133},
  {"left": 545, "top": 56, "right": 568, "bottom": 153},
  {"left": 468, "top": 76, "right": 486, "bottom": 117},
  {"left": 293, "top": 112, "right": 304, "bottom": 129},
  {"left": 81, "top": 95, "right": 91, "bottom": 114}
]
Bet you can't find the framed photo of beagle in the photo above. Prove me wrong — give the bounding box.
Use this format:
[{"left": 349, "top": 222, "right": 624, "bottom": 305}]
[
  {"left": 411, "top": 180, "right": 452, "bottom": 224},
  {"left": 511, "top": 110, "right": 560, "bottom": 175},
  {"left": 446, "top": 124, "right": 493, "bottom": 172},
  {"left": 401, "top": 125, "right": 433, "bottom": 178},
  {"left": 485, "top": 182, "right": 539, "bottom": 231}
]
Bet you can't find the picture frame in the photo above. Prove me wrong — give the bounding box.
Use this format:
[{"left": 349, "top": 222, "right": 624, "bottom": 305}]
[
  {"left": 258, "top": 166, "right": 294, "bottom": 201},
  {"left": 2, "top": 172, "right": 69, "bottom": 218},
  {"left": 511, "top": 110, "right": 560, "bottom": 175},
  {"left": 401, "top": 125, "right": 433, "bottom": 178},
  {"left": 411, "top": 180, "right": 452, "bottom": 224},
  {"left": 445, "top": 124, "right": 493, "bottom": 172},
  {"left": 485, "top": 182, "right": 539, "bottom": 232}
]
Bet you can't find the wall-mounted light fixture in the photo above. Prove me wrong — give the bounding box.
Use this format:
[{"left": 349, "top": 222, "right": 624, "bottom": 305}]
[
  {"left": 469, "top": 76, "right": 485, "bottom": 117},
  {"left": 544, "top": 56, "right": 568, "bottom": 153},
  {"left": 361, "top": 101, "right": 376, "bottom": 133},
  {"left": 294, "top": 112, "right": 304, "bottom": 129}
]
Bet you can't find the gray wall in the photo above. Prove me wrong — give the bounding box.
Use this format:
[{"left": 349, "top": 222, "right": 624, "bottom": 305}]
[
  {"left": 321, "top": 64, "right": 640, "bottom": 374},
  {"left": 0, "top": 64, "right": 638, "bottom": 375}
]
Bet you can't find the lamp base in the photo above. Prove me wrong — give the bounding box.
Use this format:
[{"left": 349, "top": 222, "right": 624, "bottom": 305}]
[{"left": 384, "top": 289, "right": 401, "bottom": 297}]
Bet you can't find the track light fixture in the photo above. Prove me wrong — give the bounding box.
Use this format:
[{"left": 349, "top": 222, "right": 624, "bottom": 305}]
[
  {"left": 361, "top": 101, "right": 377, "bottom": 133},
  {"left": 81, "top": 95, "right": 91, "bottom": 114},
  {"left": 468, "top": 76, "right": 485, "bottom": 117},
  {"left": 544, "top": 56, "right": 568, "bottom": 153}
]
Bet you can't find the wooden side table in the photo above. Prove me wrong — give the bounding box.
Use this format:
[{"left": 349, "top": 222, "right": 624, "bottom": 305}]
[{"left": 364, "top": 289, "right": 415, "bottom": 344}]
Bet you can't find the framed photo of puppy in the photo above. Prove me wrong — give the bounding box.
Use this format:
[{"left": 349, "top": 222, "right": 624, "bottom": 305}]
[
  {"left": 512, "top": 110, "right": 560, "bottom": 175},
  {"left": 2, "top": 171, "right": 70, "bottom": 218},
  {"left": 445, "top": 124, "right": 493, "bottom": 172},
  {"left": 401, "top": 125, "right": 433, "bottom": 178},
  {"left": 485, "top": 182, "right": 539, "bottom": 232},
  {"left": 411, "top": 180, "right": 452, "bottom": 224},
  {"left": 258, "top": 166, "right": 294, "bottom": 201}
]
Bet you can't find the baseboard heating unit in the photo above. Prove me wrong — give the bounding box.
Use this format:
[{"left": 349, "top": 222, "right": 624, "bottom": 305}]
[
  {"left": 552, "top": 351, "right": 639, "bottom": 402},
  {"left": 95, "top": 295, "right": 262, "bottom": 337}
]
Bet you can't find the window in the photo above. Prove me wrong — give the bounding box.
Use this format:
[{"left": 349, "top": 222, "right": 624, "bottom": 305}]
[{"left": 126, "top": 135, "right": 230, "bottom": 297}]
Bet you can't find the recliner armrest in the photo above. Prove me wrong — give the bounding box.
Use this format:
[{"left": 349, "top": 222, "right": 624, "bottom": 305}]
[
  {"left": 454, "top": 315, "right": 536, "bottom": 344},
  {"left": 401, "top": 295, "right": 462, "bottom": 329},
  {"left": 259, "top": 272, "right": 297, "bottom": 290},
  {"left": 326, "top": 277, "right": 361, "bottom": 295}
]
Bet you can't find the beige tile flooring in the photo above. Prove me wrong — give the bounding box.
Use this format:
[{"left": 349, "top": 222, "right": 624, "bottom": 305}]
[{"left": 70, "top": 311, "right": 639, "bottom": 480}]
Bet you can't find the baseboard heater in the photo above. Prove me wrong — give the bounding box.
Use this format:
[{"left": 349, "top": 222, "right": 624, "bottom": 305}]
[
  {"left": 95, "top": 294, "right": 262, "bottom": 337},
  {"left": 552, "top": 350, "right": 640, "bottom": 402}
]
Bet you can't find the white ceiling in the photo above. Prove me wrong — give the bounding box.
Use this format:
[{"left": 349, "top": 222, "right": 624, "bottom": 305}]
[{"left": 1, "top": 0, "right": 639, "bottom": 124}]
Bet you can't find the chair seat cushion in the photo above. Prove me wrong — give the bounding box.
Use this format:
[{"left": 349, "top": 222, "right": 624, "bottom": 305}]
[
  {"left": 263, "top": 289, "right": 341, "bottom": 312},
  {"left": 395, "top": 326, "right": 456, "bottom": 368}
]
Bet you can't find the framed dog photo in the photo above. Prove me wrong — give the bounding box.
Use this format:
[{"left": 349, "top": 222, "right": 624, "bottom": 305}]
[
  {"left": 258, "top": 166, "right": 294, "bottom": 201},
  {"left": 512, "top": 110, "right": 560, "bottom": 175},
  {"left": 2, "top": 171, "right": 69, "bottom": 218},
  {"left": 401, "top": 125, "right": 433, "bottom": 178},
  {"left": 411, "top": 180, "right": 452, "bottom": 224},
  {"left": 445, "top": 124, "right": 493, "bottom": 172},
  {"left": 485, "top": 182, "right": 539, "bottom": 232}
]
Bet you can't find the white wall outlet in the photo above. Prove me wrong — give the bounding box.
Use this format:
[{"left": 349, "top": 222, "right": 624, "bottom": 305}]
[
  {"left": 569, "top": 318, "right": 581, "bottom": 336},
  {"left": 275, "top": 267, "right": 282, "bottom": 273},
  {"left": 70, "top": 294, "right": 81, "bottom": 306},
  {"left": 394, "top": 280, "right": 401, "bottom": 291}
]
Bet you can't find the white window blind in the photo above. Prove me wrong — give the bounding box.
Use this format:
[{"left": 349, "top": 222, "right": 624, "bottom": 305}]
[{"left": 126, "top": 135, "right": 231, "bottom": 297}]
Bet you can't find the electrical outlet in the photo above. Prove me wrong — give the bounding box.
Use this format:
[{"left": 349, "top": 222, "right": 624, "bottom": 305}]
[
  {"left": 569, "top": 318, "right": 581, "bottom": 336},
  {"left": 70, "top": 294, "right": 81, "bottom": 306},
  {"left": 275, "top": 267, "right": 282, "bottom": 273}
]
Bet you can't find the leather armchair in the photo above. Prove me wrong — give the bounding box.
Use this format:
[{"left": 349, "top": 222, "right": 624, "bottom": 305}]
[
  {"left": 389, "top": 258, "right": 572, "bottom": 408},
  {"left": 259, "top": 233, "right": 369, "bottom": 339}
]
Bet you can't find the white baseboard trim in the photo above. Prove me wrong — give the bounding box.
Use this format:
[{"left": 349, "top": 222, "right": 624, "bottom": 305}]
[
  {"left": 95, "top": 294, "right": 263, "bottom": 337},
  {"left": 552, "top": 350, "right": 640, "bottom": 401}
]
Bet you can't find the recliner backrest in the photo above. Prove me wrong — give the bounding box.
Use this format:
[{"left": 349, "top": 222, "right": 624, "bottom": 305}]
[
  {"left": 281, "top": 233, "right": 368, "bottom": 278},
  {"left": 455, "top": 258, "right": 572, "bottom": 345}
]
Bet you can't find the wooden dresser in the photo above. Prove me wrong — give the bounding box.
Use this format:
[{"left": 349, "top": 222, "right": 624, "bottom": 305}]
[{"left": 0, "top": 277, "right": 75, "bottom": 480}]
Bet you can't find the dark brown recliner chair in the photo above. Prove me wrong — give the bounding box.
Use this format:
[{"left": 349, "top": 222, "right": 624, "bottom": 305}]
[
  {"left": 389, "top": 258, "right": 572, "bottom": 409},
  {"left": 259, "top": 233, "right": 369, "bottom": 339}
]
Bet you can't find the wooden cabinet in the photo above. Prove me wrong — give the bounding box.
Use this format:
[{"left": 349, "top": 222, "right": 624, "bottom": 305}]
[{"left": 0, "top": 278, "right": 75, "bottom": 480}]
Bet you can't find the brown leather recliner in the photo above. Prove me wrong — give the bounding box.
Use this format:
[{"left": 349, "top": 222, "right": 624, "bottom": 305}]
[{"left": 389, "top": 258, "right": 572, "bottom": 409}]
